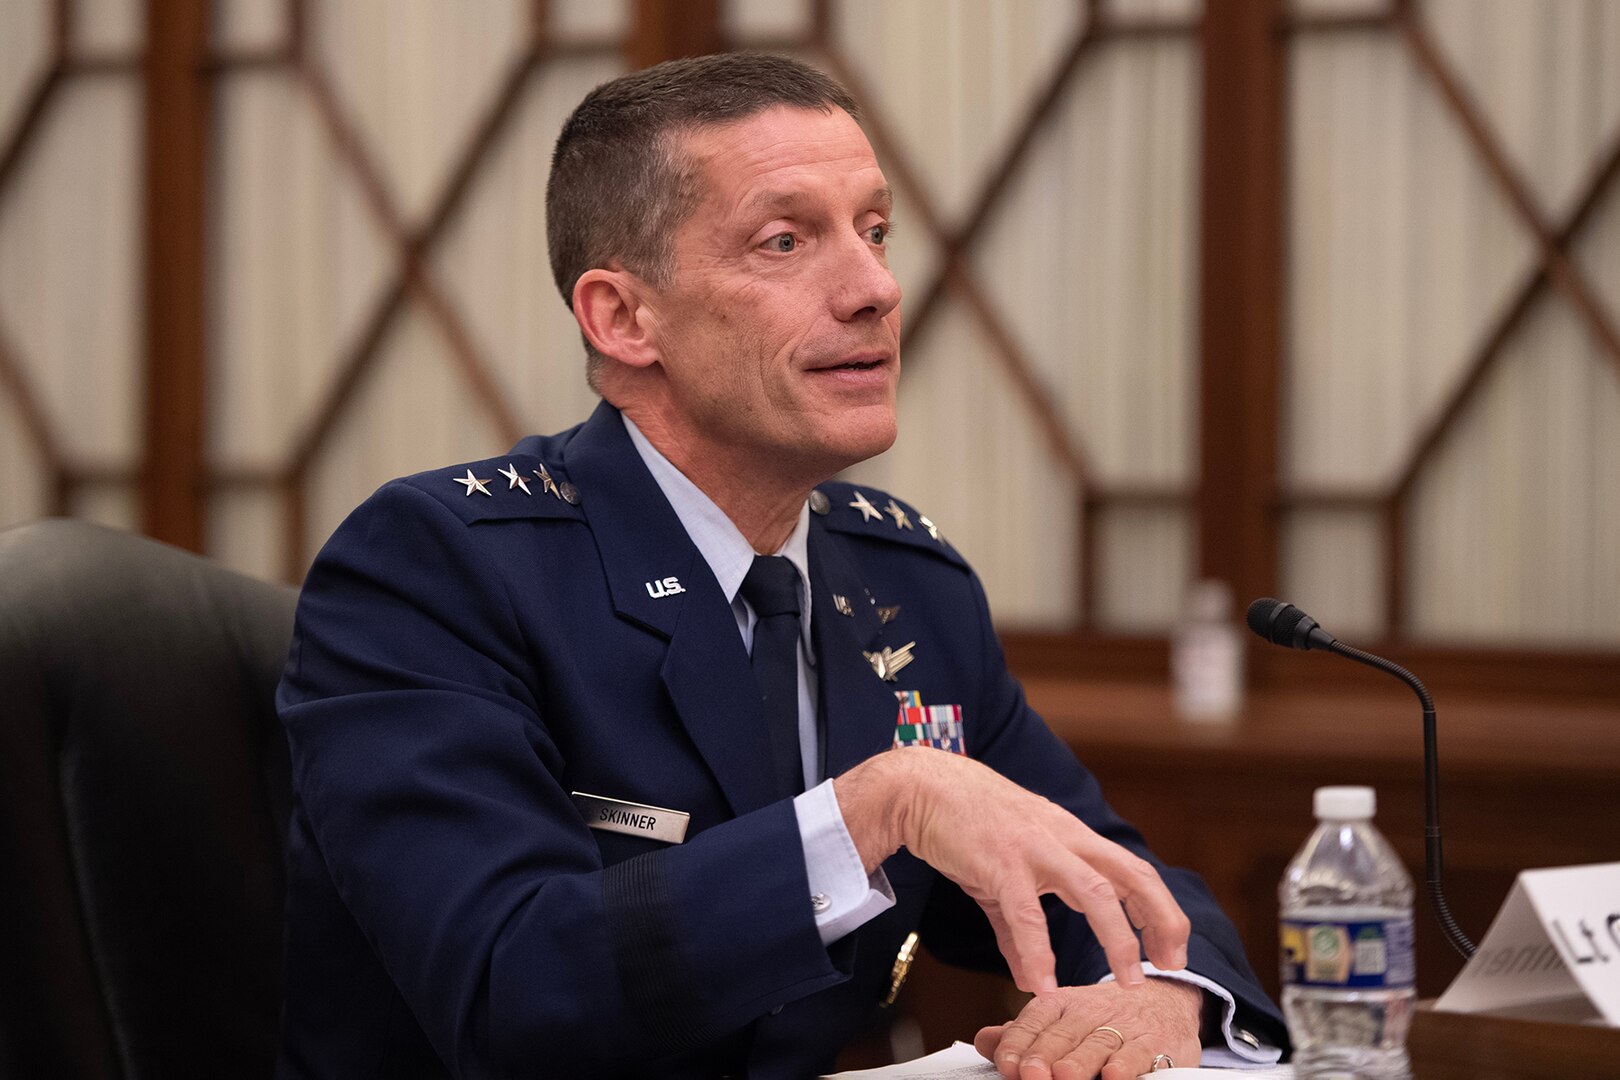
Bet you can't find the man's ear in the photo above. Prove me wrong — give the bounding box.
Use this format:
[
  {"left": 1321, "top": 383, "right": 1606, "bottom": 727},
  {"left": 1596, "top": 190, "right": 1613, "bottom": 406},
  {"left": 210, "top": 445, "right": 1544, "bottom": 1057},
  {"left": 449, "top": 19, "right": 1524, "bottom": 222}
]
[{"left": 573, "top": 269, "right": 660, "bottom": 368}]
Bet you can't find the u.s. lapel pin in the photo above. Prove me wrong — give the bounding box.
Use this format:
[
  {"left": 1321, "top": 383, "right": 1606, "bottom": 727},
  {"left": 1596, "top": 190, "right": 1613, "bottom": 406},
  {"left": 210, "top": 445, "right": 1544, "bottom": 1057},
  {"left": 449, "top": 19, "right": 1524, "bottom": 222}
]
[{"left": 864, "top": 641, "right": 916, "bottom": 682}]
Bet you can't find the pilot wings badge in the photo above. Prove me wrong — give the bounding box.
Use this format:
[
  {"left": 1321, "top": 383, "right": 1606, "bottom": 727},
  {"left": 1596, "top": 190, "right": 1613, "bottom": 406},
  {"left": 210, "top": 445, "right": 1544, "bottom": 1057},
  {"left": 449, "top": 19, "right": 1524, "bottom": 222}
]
[{"left": 863, "top": 641, "right": 916, "bottom": 682}]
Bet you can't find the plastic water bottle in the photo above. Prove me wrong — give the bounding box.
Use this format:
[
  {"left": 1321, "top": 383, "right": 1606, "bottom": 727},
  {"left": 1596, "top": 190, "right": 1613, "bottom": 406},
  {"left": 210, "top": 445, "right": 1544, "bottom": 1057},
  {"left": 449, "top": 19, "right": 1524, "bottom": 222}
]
[
  {"left": 1171, "top": 580, "right": 1244, "bottom": 723},
  {"left": 1280, "top": 786, "right": 1415, "bottom": 1079}
]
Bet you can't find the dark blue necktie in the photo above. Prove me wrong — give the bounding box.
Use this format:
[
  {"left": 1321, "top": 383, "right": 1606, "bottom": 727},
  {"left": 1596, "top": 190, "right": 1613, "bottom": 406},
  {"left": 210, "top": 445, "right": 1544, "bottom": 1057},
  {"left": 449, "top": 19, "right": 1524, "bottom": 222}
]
[{"left": 739, "top": 555, "right": 804, "bottom": 799}]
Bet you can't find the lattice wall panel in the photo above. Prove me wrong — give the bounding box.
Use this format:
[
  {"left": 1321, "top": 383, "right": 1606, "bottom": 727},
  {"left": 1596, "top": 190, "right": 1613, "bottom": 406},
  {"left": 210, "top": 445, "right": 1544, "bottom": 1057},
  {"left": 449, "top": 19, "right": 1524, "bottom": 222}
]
[
  {"left": 0, "top": 0, "right": 143, "bottom": 534},
  {"left": 973, "top": 40, "right": 1198, "bottom": 488},
  {"left": 737, "top": 0, "right": 1204, "bottom": 630},
  {"left": 1286, "top": 31, "right": 1533, "bottom": 489},
  {"left": 312, "top": 4, "right": 531, "bottom": 223},
  {"left": 1281, "top": 0, "right": 1620, "bottom": 644},
  {"left": 1408, "top": 299, "right": 1620, "bottom": 644},
  {"left": 302, "top": 308, "right": 505, "bottom": 560},
  {"left": 428, "top": 56, "right": 623, "bottom": 440},
  {"left": 846, "top": 304, "right": 1080, "bottom": 628},
  {"left": 207, "top": 0, "right": 629, "bottom": 580},
  {"left": 833, "top": 0, "right": 1086, "bottom": 227},
  {"left": 211, "top": 73, "right": 394, "bottom": 470}
]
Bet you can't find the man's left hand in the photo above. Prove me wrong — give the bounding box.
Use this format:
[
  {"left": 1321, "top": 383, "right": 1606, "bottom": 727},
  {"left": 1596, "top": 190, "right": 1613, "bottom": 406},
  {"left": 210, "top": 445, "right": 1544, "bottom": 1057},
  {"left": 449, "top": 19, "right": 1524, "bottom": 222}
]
[{"left": 973, "top": 979, "right": 1204, "bottom": 1080}]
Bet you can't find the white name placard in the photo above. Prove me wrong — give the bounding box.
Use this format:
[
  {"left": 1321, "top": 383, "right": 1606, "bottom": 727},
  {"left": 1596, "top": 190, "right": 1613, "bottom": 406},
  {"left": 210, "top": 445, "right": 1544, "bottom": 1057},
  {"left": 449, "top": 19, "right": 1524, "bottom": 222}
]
[{"left": 1435, "top": 862, "right": 1620, "bottom": 1025}]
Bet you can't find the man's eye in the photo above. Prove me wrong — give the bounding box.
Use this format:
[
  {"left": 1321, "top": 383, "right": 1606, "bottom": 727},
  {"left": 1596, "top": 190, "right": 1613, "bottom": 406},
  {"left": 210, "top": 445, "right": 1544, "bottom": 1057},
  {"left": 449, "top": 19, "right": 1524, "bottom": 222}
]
[
  {"left": 765, "top": 233, "right": 797, "bottom": 253},
  {"left": 867, "top": 224, "right": 889, "bottom": 245}
]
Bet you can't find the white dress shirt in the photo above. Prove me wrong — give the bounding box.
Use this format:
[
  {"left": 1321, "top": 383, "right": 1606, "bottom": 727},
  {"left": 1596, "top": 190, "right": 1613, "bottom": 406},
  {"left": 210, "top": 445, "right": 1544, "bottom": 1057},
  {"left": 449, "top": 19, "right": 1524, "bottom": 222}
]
[{"left": 621, "top": 416, "right": 1278, "bottom": 1065}]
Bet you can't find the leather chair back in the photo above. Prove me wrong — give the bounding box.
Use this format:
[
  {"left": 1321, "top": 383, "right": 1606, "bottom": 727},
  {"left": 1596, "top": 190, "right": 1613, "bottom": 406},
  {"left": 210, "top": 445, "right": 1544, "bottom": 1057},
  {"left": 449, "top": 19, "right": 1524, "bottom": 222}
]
[{"left": 0, "top": 520, "right": 297, "bottom": 1079}]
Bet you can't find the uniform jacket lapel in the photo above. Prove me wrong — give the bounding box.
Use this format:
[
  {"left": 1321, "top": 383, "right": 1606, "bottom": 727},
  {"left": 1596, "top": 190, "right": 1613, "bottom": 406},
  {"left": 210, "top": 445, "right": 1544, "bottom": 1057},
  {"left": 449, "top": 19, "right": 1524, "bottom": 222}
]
[
  {"left": 561, "top": 403, "right": 778, "bottom": 817},
  {"left": 808, "top": 521, "right": 905, "bottom": 779}
]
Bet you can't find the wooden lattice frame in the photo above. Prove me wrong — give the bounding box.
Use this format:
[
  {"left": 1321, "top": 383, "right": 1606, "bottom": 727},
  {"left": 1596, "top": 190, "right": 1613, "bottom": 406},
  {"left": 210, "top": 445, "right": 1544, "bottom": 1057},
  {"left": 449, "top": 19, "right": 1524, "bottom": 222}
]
[
  {"left": 205, "top": 0, "right": 622, "bottom": 579},
  {"left": 761, "top": 0, "right": 1203, "bottom": 627},
  {"left": 0, "top": 0, "right": 1206, "bottom": 621},
  {"left": 1281, "top": 0, "right": 1620, "bottom": 633},
  {"left": 0, "top": 0, "right": 141, "bottom": 513}
]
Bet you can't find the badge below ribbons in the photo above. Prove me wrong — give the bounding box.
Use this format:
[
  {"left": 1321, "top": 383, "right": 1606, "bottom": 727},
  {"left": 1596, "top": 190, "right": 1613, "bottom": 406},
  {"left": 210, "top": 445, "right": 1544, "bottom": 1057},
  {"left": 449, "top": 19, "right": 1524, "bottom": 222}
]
[{"left": 892, "top": 690, "right": 965, "bottom": 754}]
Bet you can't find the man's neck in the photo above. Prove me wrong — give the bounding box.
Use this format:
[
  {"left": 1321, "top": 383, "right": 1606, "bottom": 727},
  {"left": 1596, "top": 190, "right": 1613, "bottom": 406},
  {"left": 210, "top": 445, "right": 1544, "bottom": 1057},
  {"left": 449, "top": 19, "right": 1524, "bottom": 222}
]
[{"left": 621, "top": 406, "right": 819, "bottom": 555}]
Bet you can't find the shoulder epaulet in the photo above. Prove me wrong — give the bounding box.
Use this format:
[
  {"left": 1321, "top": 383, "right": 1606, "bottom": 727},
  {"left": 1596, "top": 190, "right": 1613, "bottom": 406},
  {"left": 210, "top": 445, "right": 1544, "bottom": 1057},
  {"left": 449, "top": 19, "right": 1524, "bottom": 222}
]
[
  {"left": 814, "top": 480, "right": 965, "bottom": 568},
  {"left": 402, "top": 453, "right": 587, "bottom": 525}
]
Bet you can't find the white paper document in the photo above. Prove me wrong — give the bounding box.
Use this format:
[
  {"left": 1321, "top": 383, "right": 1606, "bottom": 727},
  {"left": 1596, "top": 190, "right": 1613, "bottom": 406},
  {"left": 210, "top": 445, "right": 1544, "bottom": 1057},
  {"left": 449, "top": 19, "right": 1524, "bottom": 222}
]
[
  {"left": 823, "top": 1042, "right": 1294, "bottom": 1079},
  {"left": 1435, "top": 862, "right": 1620, "bottom": 1025}
]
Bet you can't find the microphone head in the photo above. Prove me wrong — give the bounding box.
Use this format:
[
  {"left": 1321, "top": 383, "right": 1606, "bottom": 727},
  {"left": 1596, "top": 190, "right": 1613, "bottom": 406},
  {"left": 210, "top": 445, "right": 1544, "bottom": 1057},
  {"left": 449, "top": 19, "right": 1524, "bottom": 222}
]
[{"left": 1246, "top": 597, "right": 1335, "bottom": 651}]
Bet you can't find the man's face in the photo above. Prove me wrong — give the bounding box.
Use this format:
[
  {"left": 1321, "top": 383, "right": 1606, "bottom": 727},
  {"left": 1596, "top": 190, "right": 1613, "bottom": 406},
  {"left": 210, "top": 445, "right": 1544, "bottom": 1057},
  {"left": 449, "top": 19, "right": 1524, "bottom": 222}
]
[{"left": 642, "top": 105, "right": 902, "bottom": 480}]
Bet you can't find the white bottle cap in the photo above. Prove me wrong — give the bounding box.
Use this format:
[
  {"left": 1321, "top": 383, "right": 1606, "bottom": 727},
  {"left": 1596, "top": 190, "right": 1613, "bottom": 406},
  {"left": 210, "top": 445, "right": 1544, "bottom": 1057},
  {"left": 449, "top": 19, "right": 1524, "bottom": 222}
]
[{"left": 1314, "top": 786, "right": 1375, "bottom": 821}]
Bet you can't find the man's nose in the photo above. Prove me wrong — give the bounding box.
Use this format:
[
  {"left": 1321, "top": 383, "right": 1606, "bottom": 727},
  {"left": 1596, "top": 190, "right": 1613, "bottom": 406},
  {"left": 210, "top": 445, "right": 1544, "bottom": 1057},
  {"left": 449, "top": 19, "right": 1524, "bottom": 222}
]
[{"left": 831, "top": 236, "right": 902, "bottom": 323}]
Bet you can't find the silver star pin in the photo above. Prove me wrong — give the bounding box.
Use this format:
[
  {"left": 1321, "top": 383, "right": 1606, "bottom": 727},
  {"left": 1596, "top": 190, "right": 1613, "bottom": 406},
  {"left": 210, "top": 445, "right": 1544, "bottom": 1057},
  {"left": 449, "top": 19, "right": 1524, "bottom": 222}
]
[
  {"left": 533, "top": 462, "right": 562, "bottom": 499},
  {"left": 917, "top": 514, "right": 946, "bottom": 544},
  {"left": 864, "top": 641, "right": 917, "bottom": 682},
  {"left": 499, "top": 462, "right": 531, "bottom": 495},
  {"left": 833, "top": 594, "right": 854, "bottom": 617},
  {"left": 849, "top": 490, "right": 884, "bottom": 522},
  {"left": 884, "top": 499, "right": 913, "bottom": 530},
  {"left": 455, "top": 469, "right": 493, "bottom": 497}
]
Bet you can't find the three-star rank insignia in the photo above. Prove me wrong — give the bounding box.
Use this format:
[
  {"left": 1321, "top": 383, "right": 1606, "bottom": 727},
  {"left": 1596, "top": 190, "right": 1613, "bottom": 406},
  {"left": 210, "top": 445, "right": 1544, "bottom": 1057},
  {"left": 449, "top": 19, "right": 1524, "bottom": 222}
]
[
  {"left": 864, "top": 641, "right": 916, "bottom": 682},
  {"left": 455, "top": 469, "right": 493, "bottom": 497},
  {"left": 849, "top": 490, "right": 884, "bottom": 522},
  {"left": 498, "top": 462, "right": 532, "bottom": 495}
]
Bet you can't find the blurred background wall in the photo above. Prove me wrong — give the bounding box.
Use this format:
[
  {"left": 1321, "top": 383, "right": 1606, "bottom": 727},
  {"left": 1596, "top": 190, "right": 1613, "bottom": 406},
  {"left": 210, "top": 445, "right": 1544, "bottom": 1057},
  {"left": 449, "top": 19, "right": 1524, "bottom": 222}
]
[{"left": 1, "top": 0, "right": 1618, "bottom": 680}]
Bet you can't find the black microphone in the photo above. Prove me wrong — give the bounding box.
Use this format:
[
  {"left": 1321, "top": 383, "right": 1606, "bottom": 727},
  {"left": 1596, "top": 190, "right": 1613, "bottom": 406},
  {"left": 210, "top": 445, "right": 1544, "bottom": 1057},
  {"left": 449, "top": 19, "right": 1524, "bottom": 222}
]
[{"left": 1245, "top": 598, "right": 1476, "bottom": 960}]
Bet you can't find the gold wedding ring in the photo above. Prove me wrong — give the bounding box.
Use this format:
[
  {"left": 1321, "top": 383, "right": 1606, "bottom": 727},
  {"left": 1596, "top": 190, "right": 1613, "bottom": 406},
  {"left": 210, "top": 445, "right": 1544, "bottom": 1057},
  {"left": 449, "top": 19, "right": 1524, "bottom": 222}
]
[{"left": 1091, "top": 1025, "right": 1126, "bottom": 1051}]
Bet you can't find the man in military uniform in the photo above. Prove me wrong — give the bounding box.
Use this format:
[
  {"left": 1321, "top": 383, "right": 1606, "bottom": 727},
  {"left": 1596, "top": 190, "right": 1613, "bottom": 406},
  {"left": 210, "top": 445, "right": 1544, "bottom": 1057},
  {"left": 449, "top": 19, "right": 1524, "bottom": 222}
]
[{"left": 277, "top": 54, "right": 1285, "bottom": 1079}]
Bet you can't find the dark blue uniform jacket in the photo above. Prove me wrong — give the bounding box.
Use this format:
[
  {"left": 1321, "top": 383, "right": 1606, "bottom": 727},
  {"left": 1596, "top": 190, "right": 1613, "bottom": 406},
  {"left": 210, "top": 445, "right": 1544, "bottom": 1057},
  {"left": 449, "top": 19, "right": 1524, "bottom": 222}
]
[{"left": 276, "top": 402, "right": 1285, "bottom": 1078}]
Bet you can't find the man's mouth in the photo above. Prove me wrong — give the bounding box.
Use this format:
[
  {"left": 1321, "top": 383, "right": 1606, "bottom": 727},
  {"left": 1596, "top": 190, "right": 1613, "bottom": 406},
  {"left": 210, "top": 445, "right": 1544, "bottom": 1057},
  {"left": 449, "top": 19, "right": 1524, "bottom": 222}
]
[{"left": 814, "top": 353, "right": 889, "bottom": 372}]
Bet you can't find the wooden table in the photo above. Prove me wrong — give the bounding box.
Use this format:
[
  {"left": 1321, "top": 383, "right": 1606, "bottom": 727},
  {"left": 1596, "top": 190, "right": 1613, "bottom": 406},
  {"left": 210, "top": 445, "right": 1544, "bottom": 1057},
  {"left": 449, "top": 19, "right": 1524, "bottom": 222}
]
[
  {"left": 866, "top": 680, "right": 1620, "bottom": 1064},
  {"left": 1409, "top": 1007, "right": 1619, "bottom": 1079}
]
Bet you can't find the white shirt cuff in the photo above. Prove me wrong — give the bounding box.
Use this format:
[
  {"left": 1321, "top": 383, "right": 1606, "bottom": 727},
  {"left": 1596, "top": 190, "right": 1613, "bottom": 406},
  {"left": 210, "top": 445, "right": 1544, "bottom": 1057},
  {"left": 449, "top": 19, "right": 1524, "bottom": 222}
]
[
  {"left": 1098, "top": 961, "right": 1282, "bottom": 1066},
  {"left": 793, "top": 779, "right": 896, "bottom": 946}
]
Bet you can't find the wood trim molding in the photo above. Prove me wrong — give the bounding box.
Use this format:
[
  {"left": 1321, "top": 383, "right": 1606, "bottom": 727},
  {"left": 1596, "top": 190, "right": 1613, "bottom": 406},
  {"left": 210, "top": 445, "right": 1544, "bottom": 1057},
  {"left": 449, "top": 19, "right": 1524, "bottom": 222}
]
[
  {"left": 627, "top": 0, "right": 724, "bottom": 70},
  {"left": 142, "top": 0, "right": 211, "bottom": 551},
  {"left": 999, "top": 629, "right": 1620, "bottom": 702},
  {"left": 1197, "top": 0, "right": 1284, "bottom": 607}
]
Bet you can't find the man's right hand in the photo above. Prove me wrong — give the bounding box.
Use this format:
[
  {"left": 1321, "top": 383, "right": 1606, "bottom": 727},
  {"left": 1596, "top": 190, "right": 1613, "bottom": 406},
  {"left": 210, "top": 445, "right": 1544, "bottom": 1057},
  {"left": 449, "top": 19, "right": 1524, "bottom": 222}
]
[{"left": 832, "top": 747, "right": 1191, "bottom": 994}]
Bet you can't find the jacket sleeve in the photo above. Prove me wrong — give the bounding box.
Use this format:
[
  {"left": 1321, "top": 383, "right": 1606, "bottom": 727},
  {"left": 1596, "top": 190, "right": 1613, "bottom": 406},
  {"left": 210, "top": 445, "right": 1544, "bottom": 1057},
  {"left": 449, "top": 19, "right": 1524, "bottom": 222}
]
[
  {"left": 278, "top": 481, "right": 848, "bottom": 1077},
  {"left": 917, "top": 569, "right": 1289, "bottom": 1051}
]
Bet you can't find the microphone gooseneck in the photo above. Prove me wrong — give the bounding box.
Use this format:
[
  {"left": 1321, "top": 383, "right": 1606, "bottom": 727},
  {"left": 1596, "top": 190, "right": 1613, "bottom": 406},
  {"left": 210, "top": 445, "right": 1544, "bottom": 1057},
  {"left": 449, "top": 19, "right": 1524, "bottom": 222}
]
[{"left": 1245, "top": 599, "right": 1477, "bottom": 960}]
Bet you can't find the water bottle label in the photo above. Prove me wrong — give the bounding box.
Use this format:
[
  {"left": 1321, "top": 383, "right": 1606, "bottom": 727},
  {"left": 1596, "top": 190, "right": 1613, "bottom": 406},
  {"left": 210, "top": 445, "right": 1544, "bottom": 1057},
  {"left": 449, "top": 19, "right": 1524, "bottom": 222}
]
[{"left": 1280, "top": 918, "right": 1415, "bottom": 989}]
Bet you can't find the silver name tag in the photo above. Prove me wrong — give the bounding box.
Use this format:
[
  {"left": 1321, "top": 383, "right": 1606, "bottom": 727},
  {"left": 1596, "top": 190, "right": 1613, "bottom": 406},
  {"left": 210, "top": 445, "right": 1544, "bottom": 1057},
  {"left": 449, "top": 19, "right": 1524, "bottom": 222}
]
[{"left": 571, "top": 791, "right": 690, "bottom": 845}]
